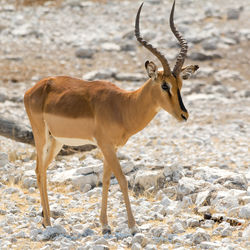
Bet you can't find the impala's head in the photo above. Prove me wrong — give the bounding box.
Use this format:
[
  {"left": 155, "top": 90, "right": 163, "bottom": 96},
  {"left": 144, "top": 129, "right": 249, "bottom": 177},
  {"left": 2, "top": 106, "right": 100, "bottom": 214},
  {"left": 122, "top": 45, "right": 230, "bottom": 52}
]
[{"left": 135, "top": 1, "right": 199, "bottom": 121}]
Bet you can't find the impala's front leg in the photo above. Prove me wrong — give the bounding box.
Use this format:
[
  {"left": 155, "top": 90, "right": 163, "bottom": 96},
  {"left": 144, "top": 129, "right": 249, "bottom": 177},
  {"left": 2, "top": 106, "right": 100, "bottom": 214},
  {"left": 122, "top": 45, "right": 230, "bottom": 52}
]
[
  {"left": 100, "top": 144, "right": 138, "bottom": 235},
  {"left": 100, "top": 160, "right": 112, "bottom": 234}
]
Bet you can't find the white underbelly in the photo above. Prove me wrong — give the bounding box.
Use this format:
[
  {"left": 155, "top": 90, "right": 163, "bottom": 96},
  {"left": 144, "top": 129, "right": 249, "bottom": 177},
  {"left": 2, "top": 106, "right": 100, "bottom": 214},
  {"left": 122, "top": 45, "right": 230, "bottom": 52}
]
[{"left": 54, "top": 137, "right": 97, "bottom": 146}]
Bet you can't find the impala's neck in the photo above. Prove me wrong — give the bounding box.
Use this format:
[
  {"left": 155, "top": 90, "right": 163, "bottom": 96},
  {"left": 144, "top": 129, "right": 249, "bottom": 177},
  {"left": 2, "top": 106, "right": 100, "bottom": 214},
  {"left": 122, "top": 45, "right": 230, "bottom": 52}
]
[{"left": 125, "top": 79, "right": 159, "bottom": 135}]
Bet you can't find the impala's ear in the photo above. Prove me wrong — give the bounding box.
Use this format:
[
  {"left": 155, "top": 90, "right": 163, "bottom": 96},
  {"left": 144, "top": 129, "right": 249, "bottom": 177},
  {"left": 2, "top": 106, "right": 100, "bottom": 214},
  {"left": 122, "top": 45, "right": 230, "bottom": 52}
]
[
  {"left": 181, "top": 65, "right": 199, "bottom": 80},
  {"left": 145, "top": 60, "right": 158, "bottom": 80}
]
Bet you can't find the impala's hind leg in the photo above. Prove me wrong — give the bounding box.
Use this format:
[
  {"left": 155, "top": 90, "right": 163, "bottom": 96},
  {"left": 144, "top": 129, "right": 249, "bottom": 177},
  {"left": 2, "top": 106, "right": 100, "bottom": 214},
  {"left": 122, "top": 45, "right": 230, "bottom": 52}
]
[
  {"left": 31, "top": 116, "right": 63, "bottom": 227},
  {"left": 100, "top": 160, "right": 112, "bottom": 234}
]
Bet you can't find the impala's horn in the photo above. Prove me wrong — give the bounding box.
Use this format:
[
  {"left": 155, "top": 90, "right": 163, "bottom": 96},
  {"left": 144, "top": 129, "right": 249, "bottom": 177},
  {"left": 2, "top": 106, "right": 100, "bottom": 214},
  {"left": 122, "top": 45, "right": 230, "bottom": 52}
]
[
  {"left": 135, "top": 3, "right": 171, "bottom": 76},
  {"left": 170, "top": 0, "right": 188, "bottom": 77}
]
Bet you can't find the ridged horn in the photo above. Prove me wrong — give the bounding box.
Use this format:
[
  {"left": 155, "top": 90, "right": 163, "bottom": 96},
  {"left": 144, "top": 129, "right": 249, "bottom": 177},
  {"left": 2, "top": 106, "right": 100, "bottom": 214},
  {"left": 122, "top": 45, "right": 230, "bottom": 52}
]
[
  {"left": 170, "top": 0, "right": 188, "bottom": 76},
  {"left": 135, "top": 2, "right": 171, "bottom": 76}
]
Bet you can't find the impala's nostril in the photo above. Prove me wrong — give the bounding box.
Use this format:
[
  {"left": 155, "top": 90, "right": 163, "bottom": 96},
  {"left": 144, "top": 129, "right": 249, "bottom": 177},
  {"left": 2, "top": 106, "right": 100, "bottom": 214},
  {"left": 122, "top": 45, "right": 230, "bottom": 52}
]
[{"left": 181, "top": 114, "right": 187, "bottom": 121}]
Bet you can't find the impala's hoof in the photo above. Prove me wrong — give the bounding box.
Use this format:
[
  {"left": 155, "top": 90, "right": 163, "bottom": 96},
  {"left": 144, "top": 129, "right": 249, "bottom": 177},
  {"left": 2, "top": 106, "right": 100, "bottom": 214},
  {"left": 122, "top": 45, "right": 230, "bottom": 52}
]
[
  {"left": 130, "top": 225, "right": 140, "bottom": 236},
  {"left": 102, "top": 225, "right": 111, "bottom": 235}
]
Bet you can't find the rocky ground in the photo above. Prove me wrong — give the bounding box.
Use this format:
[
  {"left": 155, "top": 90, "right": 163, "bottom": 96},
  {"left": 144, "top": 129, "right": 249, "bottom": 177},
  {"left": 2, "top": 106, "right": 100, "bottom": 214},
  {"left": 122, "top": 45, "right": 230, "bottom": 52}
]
[{"left": 0, "top": 0, "right": 250, "bottom": 249}]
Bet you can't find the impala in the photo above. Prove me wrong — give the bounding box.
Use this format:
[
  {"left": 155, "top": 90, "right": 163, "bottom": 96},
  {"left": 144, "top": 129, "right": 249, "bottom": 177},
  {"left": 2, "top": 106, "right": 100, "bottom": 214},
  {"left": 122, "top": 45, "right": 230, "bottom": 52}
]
[{"left": 24, "top": 1, "right": 199, "bottom": 235}]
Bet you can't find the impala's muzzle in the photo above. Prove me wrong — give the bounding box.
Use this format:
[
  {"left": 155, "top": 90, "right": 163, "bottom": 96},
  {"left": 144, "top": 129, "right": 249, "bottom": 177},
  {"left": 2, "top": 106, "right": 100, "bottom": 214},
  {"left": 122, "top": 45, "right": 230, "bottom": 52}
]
[{"left": 181, "top": 113, "right": 188, "bottom": 121}]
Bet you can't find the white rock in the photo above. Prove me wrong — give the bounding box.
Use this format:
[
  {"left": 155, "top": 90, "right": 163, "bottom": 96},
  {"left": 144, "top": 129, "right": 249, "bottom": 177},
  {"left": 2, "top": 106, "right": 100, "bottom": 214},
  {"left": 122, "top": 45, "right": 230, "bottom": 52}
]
[
  {"left": 30, "top": 228, "right": 43, "bottom": 240},
  {"left": 239, "top": 196, "right": 250, "bottom": 205},
  {"left": 81, "top": 227, "right": 95, "bottom": 237},
  {"left": 201, "top": 37, "right": 218, "bottom": 50},
  {"left": 192, "top": 228, "right": 210, "bottom": 244},
  {"left": 41, "top": 225, "right": 66, "bottom": 241},
  {"left": 0, "top": 209, "right": 7, "bottom": 215},
  {"left": 227, "top": 207, "right": 240, "bottom": 217},
  {"left": 14, "top": 231, "right": 28, "bottom": 238},
  {"left": 115, "top": 73, "right": 145, "bottom": 82},
  {"left": 40, "top": 246, "right": 50, "bottom": 250},
  {"left": 3, "top": 226, "right": 13, "bottom": 234},
  {"left": 75, "top": 47, "right": 94, "bottom": 59},
  {"left": 172, "top": 222, "right": 185, "bottom": 234},
  {"left": 181, "top": 196, "right": 193, "bottom": 207},
  {"left": 239, "top": 204, "right": 250, "bottom": 219},
  {"left": 12, "top": 24, "right": 33, "bottom": 36},
  {"left": 132, "top": 233, "right": 147, "bottom": 247},
  {"left": 145, "top": 244, "right": 157, "bottom": 250},
  {"left": 134, "top": 170, "right": 164, "bottom": 191},
  {"left": 161, "top": 196, "right": 172, "bottom": 207},
  {"left": 214, "top": 69, "right": 243, "bottom": 82},
  {"left": 72, "top": 174, "right": 98, "bottom": 189},
  {"left": 227, "top": 8, "right": 240, "bottom": 20},
  {"left": 196, "top": 190, "right": 210, "bottom": 207},
  {"left": 187, "top": 218, "right": 200, "bottom": 228},
  {"left": 83, "top": 69, "right": 117, "bottom": 81},
  {"left": 4, "top": 187, "right": 19, "bottom": 194},
  {"left": 81, "top": 183, "right": 92, "bottom": 193},
  {"left": 93, "top": 245, "right": 109, "bottom": 250},
  {"left": 199, "top": 241, "right": 221, "bottom": 249},
  {"left": 177, "top": 177, "right": 206, "bottom": 199},
  {"left": 214, "top": 174, "right": 248, "bottom": 190},
  {"left": 29, "top": 187, "right": 36, "bottom": 193},
  {"left": 163, "top": 164, "right": 184, "bottom": 182},
  {"left": 101, "top": 42, "right": 120, "bottom": 51},
  {"left": 196, "top": 67, "right": 215, "bottom": 78},
  {"left": 22, "top": 177, "right": 37, "bottom": 189},
  {"left": 242, "top": 224, "right": 250, "bottom": 239},
  {"left": 94, "top": 237, "right": 109, "bottom": 246},
  {"left": 75, "top": 165, "right": 102, "bottom": 175},
  {"left": 149, "top": 226, "right": 165, "bottom": 237},
  {"left": 131, "top": 242, "right": 141, "bottom": 250},
  {"left": 163, "top": 186, "right": 176, "bottom": 198},
  {"left": 0, "top": 152, "right": 9, "bottom": 166},
  {"left": 212, "top": 222, "right": 231, "bottom": 237},
  {"left": 221, "top": 225, "right": 233, "bottom": 237},
  {"left": 122, "top": 161, "right": 134, "bottom": 174},
  {"left": 211, "top": 190, "right": 240, "bottom": 210}
]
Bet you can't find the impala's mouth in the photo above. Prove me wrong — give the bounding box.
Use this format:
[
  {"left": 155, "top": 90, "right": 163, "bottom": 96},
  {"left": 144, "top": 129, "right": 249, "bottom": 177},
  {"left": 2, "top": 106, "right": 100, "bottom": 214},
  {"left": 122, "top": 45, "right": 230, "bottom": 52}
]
[{"left": 181, "top": 114, "right": 187, "bottom": 121}]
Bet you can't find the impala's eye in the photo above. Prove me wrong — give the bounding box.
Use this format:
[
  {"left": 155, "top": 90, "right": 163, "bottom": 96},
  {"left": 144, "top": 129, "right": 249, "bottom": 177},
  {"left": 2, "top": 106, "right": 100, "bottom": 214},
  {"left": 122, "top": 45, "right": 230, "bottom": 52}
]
[{"left": 161, "top": 82, "right": 170, "bottom": 92}]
